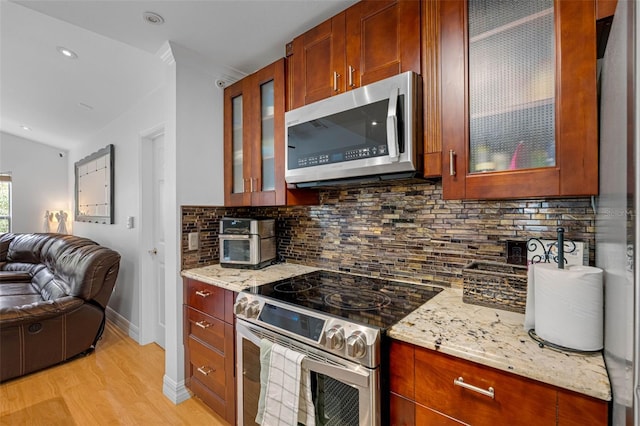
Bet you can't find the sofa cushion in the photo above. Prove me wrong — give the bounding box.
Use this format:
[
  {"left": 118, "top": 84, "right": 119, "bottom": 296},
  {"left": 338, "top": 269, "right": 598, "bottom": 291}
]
[
  {"left": 0, "top": 271, "right": 32, "bottom": 282},
  {"left": 0, "top": 233, "right": 14, "bottom": 262},
  {"left": 0, "top": 281, "right": 42, "bottom": 310},
  {"left": 0, "top": 282, "right": 39, "bottom": 297}
]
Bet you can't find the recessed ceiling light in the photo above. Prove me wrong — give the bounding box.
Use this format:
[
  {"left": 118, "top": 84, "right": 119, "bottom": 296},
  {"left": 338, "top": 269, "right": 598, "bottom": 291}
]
[
  {"left": 21, "top": 125, "right": 32, "bottom": 131},
  {"left": 78, "top": 102, "right": 94, "bottom": 111},
  {"left": 143, "top": 11, "right": 165, "bottom": 25},
  {"left": 56, "top": 46, "right": 78, "bottom": 59}
]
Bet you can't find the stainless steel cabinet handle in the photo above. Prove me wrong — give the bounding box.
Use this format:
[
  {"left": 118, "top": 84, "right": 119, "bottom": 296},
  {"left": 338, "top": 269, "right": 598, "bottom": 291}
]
[
  {"left": 195, "top": 290, "right": 211, "bottom": 298},
  {"left": 453, "top": 377, "right": 495, "bottom": 399},
  {"left": 197, "top": 366, "right": 215, "bottom": 376},
  {"left": 333, "top": 71, "right": 340, "bottom": 92},
  {"left": 348, "top": 65, "right": 356, "bottom": 87},
  {"left": 449, "top": 150, "right": 457, "bottom": 176},
  {"left": 195, "top": 320, "right": 211, "bottom": 329}
]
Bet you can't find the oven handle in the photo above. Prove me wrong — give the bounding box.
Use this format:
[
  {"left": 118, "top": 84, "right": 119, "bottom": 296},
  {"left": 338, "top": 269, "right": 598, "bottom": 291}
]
[
  {"left": 237, "top": 321, "right": 372, "bottom": 389},
  {"left": 219, "top": 234, "right": 251, "bottom": 240}
]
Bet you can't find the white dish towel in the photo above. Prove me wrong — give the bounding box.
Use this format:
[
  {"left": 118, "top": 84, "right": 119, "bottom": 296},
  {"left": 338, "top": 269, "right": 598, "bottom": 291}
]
[{"left": 256, "top": 339, "right": 315, "bottom": 426}]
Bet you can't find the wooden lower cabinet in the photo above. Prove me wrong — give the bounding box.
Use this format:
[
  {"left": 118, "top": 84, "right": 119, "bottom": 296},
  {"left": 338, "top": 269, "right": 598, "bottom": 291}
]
[
  {"left": 183, "top": 278, "right": 236, "bottom": 424},
  {"left": 389, "top": 340, "right": 609, "bottom": 425},
  {"left": 557, "top": 388, "right": 610, "bottom": 426}
]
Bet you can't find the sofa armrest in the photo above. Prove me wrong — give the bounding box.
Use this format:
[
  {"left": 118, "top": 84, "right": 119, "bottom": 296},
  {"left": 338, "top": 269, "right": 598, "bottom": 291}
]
[
  {"left": 0, "top": 296, "right": 85, "bottom": 326},
  {"left": 0, "top": 271, "right": 31, "bottom": 282}
]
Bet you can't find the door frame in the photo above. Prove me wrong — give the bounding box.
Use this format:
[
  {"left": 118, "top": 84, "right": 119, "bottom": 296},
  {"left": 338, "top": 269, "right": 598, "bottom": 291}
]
[{"left": 139, "top": 123, "right": 165, "bottom": 345}]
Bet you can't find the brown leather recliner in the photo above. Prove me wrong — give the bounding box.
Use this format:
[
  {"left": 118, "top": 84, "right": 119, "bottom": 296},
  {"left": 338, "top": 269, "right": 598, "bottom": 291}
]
[{"left": 0, "top": 233, "right": 121, "bottom": 382}]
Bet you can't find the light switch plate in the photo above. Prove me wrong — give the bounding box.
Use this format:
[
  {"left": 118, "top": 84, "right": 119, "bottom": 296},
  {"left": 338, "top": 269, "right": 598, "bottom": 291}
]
[{"left": 188, "top": 232, "right": 199, "bottom": 251}]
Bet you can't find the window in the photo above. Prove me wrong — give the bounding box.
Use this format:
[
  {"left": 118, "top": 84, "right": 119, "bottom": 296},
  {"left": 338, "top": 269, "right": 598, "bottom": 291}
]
[{"left": 0, "top": 174, "right": 11, "bottom": 233}]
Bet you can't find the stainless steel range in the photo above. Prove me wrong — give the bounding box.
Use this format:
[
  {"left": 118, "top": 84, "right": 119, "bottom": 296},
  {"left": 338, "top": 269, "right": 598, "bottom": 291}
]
[{"left": 234, "top": 270, "right": 442, "bottom": 426}]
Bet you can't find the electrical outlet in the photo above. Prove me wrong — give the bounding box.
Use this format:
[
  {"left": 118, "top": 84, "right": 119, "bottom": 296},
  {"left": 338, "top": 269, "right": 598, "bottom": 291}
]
[
  {"left": 188, "top": 232, "right": 199, "bottom": 251},
  {"left": 507, "top": 240, "right": 528, "bottom": 265}
]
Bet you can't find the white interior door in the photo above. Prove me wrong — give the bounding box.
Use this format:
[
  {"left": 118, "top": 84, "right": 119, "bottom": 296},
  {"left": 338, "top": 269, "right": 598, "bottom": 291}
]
[{"left": 151, "top": 133, "right": 166, "bottom": 348}]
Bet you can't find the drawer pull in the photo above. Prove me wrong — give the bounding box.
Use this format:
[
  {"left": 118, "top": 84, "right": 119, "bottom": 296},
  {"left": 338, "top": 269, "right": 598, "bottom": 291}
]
[
  {"left": 195, "top": 320, "right": 211, "bottom": 329},
  {"left": 197, "top": 366, "right": 215, "bottom": 376},
  {"left": 449, "top": 150, "right": 456, "bottom": 176},
  {"left": 454, "top": 377, "right": 495, "bottom": 399},
  {"left": 195, "top": 290, "right": 211, "bottom": 298}
]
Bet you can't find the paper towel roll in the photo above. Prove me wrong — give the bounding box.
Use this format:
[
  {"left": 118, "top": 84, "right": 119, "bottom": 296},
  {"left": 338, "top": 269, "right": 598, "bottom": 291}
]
[{"left": 524, "top": 263, "right": 603, "bottom": 351}]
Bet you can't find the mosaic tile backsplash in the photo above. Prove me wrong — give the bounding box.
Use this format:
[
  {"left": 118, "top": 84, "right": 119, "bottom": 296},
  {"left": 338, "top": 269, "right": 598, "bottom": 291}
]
[{"left": 181, "top": 180, "right": 595, "bottom": 294}]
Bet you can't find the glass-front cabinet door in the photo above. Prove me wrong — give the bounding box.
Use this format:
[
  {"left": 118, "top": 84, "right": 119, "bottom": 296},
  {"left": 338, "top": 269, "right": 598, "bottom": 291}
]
[
  {"left": 232, "top": 95, "right": 245, "bottom": 193},
  {"left": 260, "top": 80, "right": 276, "bottom": 193},
  {"left": 224, "top": 80, "right": 251, "bottom": 206},
  {"left": 248, "top": 59, "right": 285, "bottom": 206},
  {"left": 441, "top": 0, "right": 598, "bottom": 199},
  {"left": 468, "top": 0, "right": 555, "bottom": 174},
  {"left": 224, "top": 58, "right": 315, "bottom": 206}
]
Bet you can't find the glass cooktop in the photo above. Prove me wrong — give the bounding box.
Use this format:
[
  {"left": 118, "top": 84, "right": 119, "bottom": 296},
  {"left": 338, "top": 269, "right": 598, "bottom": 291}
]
[{"left": 245, "top": 270, "right": 443, "bottom": 330}]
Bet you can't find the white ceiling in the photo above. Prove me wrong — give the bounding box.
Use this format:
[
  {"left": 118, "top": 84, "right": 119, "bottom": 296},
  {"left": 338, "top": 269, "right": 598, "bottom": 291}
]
[{"left": 0, "top": 0, "right": 357, "bottom": 151}]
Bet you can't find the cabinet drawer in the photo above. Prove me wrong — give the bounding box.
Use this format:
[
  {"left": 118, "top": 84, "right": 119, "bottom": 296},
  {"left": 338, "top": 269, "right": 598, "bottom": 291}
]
[
  {"left": 190, "top": 377, "right": 234, "bottom": 424},
  {"left": 184, "top": 278, "right": 226, "bottom": 320},
  {"left": 185, "top": 307, "right": 226, "bottom": 354},
  {"left": 188, "top": 336, "right": 227, "bottom": 398},
  {"left": 415, "top": 403, "right": 465, "bottom": 425},
  {"left": 415, "top": 348, "right": 557, "bottom": 425}
]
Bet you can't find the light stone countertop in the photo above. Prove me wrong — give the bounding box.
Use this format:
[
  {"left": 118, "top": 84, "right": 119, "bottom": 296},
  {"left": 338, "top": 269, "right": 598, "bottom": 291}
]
[
  {"left": 181, "top": 264, "right": 611, "bottom": 401},
  {"left": 388, "top": 287, "right": 612, "bottom": 401},
  {"left": 181, "top": 263, "right": 318, "bottom": 293}
]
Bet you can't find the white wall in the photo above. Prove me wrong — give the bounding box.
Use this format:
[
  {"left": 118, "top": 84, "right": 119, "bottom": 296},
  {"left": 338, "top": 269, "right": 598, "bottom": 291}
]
[
  {"left": 0, "top": 131, "right": 68, "bottom": 233},
  {"left": 69, "top": 86, "right": 166, "bottom": 333},
  {"left": 64, "top": 41, "right": 226, "bottom": 404},
  {"left": 160, "top": 42, "right": 226, "bottom": 404}
]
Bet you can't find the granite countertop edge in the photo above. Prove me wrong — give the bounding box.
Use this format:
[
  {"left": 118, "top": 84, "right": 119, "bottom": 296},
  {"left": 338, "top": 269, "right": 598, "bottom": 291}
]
[
  {"left": 181, "top": 263, "right": 611, "bottom": 402},
  {"left": 181, "top": 262, "right": 319, "bottom": 293}
]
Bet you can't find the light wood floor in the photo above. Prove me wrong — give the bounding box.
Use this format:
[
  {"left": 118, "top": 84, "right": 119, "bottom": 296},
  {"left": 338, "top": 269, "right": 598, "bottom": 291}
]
[{"left": 0, "top": 321, "right": 228, "bottom": 425}]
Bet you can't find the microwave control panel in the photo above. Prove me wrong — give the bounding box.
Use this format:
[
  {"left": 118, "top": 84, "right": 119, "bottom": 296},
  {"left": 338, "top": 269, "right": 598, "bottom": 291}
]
[{"left": 296, "top": 144, "right": 388, "bottom": 168}]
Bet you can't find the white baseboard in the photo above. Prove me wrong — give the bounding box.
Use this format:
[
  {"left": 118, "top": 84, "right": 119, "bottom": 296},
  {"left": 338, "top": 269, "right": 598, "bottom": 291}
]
[
  {"left": 163, "top": 374, "right": 192, "bottom": 404},
  {"left": 105, "top": 306, "right": 140, "bottom": 343}
]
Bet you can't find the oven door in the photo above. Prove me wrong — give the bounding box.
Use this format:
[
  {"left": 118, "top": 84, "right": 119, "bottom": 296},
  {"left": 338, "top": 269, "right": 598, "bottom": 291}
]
[
  {"left": 219, "top": 234, "right": 260, "bottom": 265},
  {"left": 236, "top": 320, "right": 379, "bottom": 426}
]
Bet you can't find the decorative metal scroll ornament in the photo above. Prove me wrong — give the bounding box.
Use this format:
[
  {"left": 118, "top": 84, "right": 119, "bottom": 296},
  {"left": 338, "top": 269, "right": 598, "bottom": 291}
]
[{"left": 527, "top": 236, "right": 577, "bottom": 267}]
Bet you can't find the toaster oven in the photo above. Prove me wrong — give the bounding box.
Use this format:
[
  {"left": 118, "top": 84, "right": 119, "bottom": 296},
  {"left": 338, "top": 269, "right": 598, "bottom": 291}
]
[{"left": 219, "top": 218, "right": 276, "bottom": 269}]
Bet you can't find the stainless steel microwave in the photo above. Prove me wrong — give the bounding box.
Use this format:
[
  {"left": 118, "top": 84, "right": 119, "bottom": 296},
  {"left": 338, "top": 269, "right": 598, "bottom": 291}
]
[{"left": 285, "top": 71, "right": 422, "bottom": 187}]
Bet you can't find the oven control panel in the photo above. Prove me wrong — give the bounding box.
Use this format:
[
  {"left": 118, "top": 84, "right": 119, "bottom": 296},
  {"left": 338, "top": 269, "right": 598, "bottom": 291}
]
[{"left": 234, "top": 293, "right": 382, "bottom": 368}]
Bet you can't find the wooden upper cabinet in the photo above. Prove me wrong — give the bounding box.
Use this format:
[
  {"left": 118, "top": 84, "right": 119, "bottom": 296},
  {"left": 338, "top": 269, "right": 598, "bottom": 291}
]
[
  {"left": 596, "top": 0, "right": 617, "bottom": 20},
  {"left": 224, "top": 58, "right": 317, "bottom": 207},
  {"left": 347, "top": 0, "right": 421, "bottom": 87},
  {"left": 441, "top": 0, "right": 598, "bottom": 200},
  {"left": 287, "top": 0, "right": 420, "bottom": 111},
  {"left": 422, "top": 0, "right": 443, "bottom": 177},
  {"left": 288, "top": 16, "right": 345, "bottom": 109}
]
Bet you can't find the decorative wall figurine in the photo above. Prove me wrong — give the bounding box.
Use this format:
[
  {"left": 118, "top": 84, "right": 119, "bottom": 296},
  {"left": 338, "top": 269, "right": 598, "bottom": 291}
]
[
  {"left": 43, "top": 210, "right": 52, "bottom": 232},
  {"left": 56, "top": 210, "right": 68, "bottom": 234}
]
